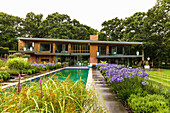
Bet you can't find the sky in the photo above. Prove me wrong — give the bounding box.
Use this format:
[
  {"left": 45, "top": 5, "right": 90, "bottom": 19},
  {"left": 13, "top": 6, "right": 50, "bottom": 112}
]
[{"left": 0, "top": 0, "right": 157, "bottom": 31}]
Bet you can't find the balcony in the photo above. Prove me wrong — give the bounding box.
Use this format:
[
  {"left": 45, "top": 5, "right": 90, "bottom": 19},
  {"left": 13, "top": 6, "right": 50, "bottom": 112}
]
[
  {"left": 96, "top": 54, "right": 143, "bottom": 58},
  {"left": 97, "top": 46, "right": 143, "bottom": 58}
]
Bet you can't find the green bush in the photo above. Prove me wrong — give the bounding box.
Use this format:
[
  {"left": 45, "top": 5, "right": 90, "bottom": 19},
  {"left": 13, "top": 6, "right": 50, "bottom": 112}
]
[
  {"left": 55, "top": 62, "right": 61, "bottom": 68},
  {"left": 27, "top": 69, "right": 32, "bottom": 75},
  {"left": 0, "top": 71, "right": 10, "bottom": 81},
  {"left": 110, "top": 77, "right": 160, "bottom": 101},
  {"left": 23, "top": 69, "right": 28, "bottom": 74},
  {"left": 8, "top": 55, "right": 16, "bottom": 58},
  {"left": 34, "top": 67, "right": 41, "bottom": 73},
  {"left": 13, "top": 52, "right": 22, "bottom": 57},
  {"left": 22, "top": 54, "right": 30, "bottom": 58},
  {"left": 7, "top": 69, "right": 20, "bottom": 75},
  {"left": 0, "top": 59, "right": 5, "bottom": 68},
  {"left": 42, "top": 67, "right": 47, "bottom": 71},
  {"left": 31, "top": 69, "right": 35, "bottom": 74},
  {"left": 0, "top": 47, "right": 9, "bottom": 54},
  {"left": 128, "top": 94, "right": 170, "bottom": 113},
  {"left": 0, "top": 75, "right": 3, "bottom": 80},
  {"left": 7, "top": 58, "right": 29, "bottom": 70}
]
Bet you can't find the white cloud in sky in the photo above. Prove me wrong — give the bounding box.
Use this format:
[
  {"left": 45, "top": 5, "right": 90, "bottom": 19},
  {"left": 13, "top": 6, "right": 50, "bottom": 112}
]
[{"left": 0, "top": 0, "right": 157, "bottom": 30}]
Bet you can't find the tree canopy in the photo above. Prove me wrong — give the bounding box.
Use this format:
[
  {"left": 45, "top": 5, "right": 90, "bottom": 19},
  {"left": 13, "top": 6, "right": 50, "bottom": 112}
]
[
  {"left": 99, "top": 0, "right": 170, "bottom": 67},
  {"left": 0, "top": 12, "right": 97, "bottom": 50}
]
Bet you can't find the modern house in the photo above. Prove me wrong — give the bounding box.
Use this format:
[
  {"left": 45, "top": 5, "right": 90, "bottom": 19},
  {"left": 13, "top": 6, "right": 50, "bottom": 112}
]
[{"left": 17, "top": 35, "right": 143, "bottom": 66}]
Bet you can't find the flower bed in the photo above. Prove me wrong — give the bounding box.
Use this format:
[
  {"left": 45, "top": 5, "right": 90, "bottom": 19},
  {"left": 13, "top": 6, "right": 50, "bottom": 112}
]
[
  {"left": 98, "top": 63, "right": 170, "bottom": 113},
  {"left": 0, "top": 57, "right": 62, "bottom": 83}
]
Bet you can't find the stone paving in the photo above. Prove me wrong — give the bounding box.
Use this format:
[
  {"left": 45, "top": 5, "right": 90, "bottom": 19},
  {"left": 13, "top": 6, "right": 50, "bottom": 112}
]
[{"left": 92, "top": 69, "right": 127, "bottom": 113}]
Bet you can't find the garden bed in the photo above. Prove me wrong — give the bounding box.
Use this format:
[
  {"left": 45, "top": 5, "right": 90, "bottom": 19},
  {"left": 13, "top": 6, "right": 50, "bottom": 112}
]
[{"left": 97, "top": 63, "right": 170, "bottom": 113}]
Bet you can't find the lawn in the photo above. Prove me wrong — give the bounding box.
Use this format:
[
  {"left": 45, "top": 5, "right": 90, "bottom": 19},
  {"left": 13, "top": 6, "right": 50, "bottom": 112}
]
[{"left": 147, "top": 69, "right": 170, "bottom": 88}]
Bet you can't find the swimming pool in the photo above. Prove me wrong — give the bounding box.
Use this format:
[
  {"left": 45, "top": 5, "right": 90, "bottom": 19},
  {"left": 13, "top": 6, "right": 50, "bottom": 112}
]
[
  {"left": 3, "top": 68, "right": 89, "bottom": 90},
  {"left": 55, "top": 69, "right": 89, "bottom": 84}
]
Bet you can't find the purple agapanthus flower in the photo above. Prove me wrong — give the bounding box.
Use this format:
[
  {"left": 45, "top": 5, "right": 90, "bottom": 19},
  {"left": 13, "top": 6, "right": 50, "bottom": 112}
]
[
  {"left": 44, "top": 63, "right": 55, "bottom": 66},
  {"left": 31, "top": 63, "right": 45, "bottom": 67},
  {"left": 142, "top": 81, "right": 148, "bottom": 85}
]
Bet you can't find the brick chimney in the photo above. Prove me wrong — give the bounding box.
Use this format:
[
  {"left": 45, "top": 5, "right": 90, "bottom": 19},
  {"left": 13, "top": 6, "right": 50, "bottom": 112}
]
[{"left": 90, "top": 35, "right": 98, "bottom": 41}]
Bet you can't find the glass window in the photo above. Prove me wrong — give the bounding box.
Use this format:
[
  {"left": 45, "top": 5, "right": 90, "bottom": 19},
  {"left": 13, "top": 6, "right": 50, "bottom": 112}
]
[
  {"left": 124, "top": 46, "right": 130, "bottom": 55},
  {"left": 98, "top": 46, "right": 106, "bottom": 55},
  {"left": 25, "top": 41, "right": 32, "bottom": 51},
  {"left": 71, "top": 44, "right": 89, "bottom": 53},
  {"left": 117, "top": 46, "right": 123, "bottom": 54},
  {"left": 40, "top": 44, "right": 50, "bottom": 51},
  {"left": 41, "top": 59, "right": 49, "bottom": 62},
  {"left": 109, "top": 46, "right": 117, "bottom": 55}
]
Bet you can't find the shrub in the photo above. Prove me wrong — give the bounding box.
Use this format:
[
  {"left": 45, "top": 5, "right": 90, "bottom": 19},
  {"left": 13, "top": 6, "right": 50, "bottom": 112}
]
[
  {"left": 22, "top": 69, "right": 27, "bottom": 74},
  {"left": 13, "top": 52, "right": 22, "bottom": 57},
  {"left": 128, "top": 94, "right": 170, "bottom": 113},
  {"left": 0, "top": 66, "right": 8, "bottom": 71},
  {"left": 0, "top": 75, "right": 3, "bottom": 80},
  {"left": 7, "top": 58, "right": 29, "bottom": 70},
  {"left": 0, "top": 71, "right": 10, "bottom": 81},
  {"left": 22, "top": 54, "right": 30, "bottom": 58},
  {"left": 0, "top": 78, "right": 107, "bottom": 112},
  {"left": 0, "top": 47, "right": 9, "bottom": 54},
  {"left": 27, "top": 69, "right": 32, "bottom": 75},
  {"left": 31, "top": 69, "right": 35, "bottom": 74},
  {"left": 8, "top": 55, "right": 16, "bottom": 59},
  {"left": 56, "top": 62, "right": 61, "bottom": 68},
  {"left": 7, "top": 69, "right": 20, "bottom": 75},
  {"left": 0, "top": 59, "right": 4, "bottom": 68}
]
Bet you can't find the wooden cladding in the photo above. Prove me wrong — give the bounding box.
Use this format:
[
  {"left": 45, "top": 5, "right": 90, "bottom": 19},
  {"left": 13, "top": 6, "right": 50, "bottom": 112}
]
[
  {"left": 90, "top": 45, "right": 98, "bottom": 57},
  {"left": 18, "top": 40, "right": 25, "bottom": 51},
  {"left": 71, "top": 44, "right": 89, "bottom": 53}
]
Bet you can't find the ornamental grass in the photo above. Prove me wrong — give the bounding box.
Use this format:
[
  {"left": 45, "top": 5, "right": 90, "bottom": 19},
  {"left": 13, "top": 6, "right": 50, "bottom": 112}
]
[{"left": 0, "top": 76, "right": 107, "bottom": 113}]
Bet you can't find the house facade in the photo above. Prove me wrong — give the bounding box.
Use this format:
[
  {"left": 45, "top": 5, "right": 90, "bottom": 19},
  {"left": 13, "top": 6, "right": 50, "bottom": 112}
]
[{"left": 17, "top": 35, "right": 143, "bottom": 66}]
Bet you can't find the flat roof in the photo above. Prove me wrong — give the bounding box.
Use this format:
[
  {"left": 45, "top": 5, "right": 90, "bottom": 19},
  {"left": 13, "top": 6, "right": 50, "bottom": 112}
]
[{"left": 17, "top": 37, "right": 143, "bottom": 45}]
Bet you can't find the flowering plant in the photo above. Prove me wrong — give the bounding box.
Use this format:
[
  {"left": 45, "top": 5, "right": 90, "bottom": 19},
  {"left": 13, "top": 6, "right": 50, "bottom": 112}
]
[{"left": 97, "top": 63, "right": 155, "bottom": 101}]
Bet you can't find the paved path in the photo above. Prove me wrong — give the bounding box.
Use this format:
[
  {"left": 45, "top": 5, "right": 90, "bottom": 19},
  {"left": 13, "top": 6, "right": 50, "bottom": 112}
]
[{"left": 92, "top": 69, "right": 127, "bottom": 113}]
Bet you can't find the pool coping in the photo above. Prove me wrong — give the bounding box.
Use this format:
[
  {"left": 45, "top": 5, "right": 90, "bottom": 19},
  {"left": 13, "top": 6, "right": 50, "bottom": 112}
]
[{"left": 2, "top": 67, "right": 89, "bottom": 90}]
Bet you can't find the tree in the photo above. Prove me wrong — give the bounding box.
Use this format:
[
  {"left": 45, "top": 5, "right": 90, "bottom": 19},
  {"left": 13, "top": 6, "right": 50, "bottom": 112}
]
[
  {"left": 22, "top": 12, "right": 44, "bottom": 38},
  {"left": 101, "top": 17, "right": 124, "bottom": 41},
  {"left": 0, "top": 12, "right": 22, "bottom": 50}
]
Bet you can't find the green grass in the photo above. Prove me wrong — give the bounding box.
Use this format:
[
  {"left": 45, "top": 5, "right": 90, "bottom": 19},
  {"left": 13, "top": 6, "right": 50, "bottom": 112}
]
[{"left": 147, "top": 69, "right": 170, "bottom": 88}]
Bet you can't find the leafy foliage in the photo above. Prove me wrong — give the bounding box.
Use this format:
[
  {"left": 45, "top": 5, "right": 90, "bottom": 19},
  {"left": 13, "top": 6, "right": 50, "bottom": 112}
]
[
  {"left": 128, "top": 94, "right": 170, "bottom": 113},
  {"left": 22, "top": 54, "right": 30, "bottom": 58},
  {"left": 0, "top": 71, "right": 10, "bottom": 81},
  {"left": 7, "top": 58, "right": 30, "bottom": 70},
  {"left": 99, "top": 0, "right": 170, "bottom": 67},
  {"left": 0, "top": 11, "right": 97, "bottom": 50}
]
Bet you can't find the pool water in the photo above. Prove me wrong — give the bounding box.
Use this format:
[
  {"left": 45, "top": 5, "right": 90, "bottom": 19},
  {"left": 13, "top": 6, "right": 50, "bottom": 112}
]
[{"left": 54, "top": 69, "right": 89, "bottom": 84}]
